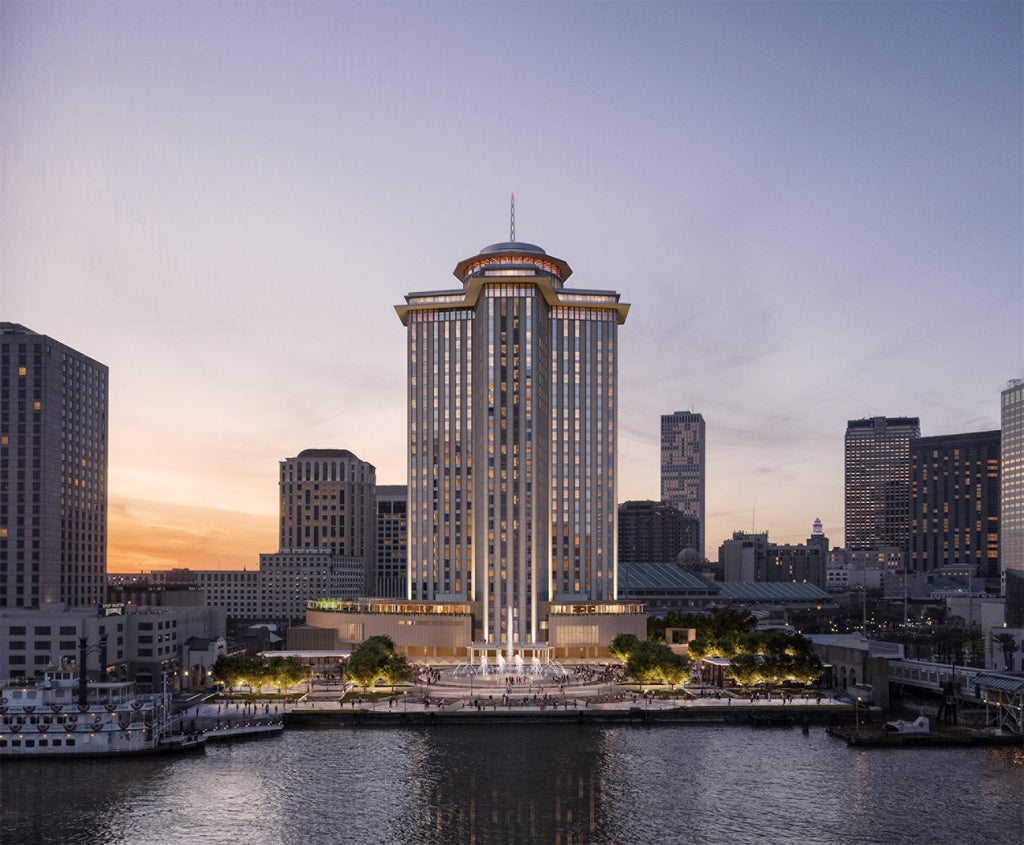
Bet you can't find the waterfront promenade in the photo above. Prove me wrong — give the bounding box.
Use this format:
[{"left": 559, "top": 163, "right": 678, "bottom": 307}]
[{"left": 177, "top": 664, "right": 849, "bottom": 731}]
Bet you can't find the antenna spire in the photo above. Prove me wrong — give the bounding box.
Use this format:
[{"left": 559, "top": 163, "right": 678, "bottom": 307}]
[{"left": 510, "top": 192, "right": 516, "bottom": 242}]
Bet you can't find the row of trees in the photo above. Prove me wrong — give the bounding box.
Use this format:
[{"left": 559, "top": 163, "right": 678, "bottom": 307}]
[
  {"left": 627, "top": 607, "right": 824, "bottom": 687},
  {"left": 210, "top": 654, "right": 309, "bottom": 693},
  {"left": 609, "top": 634, "right": 691, "bottom": 687},
  {"left": 346, "top": 635, "right": 415, "bottom": 691},
  {"left": 647, "top": 607, "right": 759, "bottom": 645}
]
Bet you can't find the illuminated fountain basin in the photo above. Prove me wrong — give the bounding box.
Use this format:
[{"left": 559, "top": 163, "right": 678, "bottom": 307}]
[{"left": 450, "top": 656, "right": 571, "bottom": 680}]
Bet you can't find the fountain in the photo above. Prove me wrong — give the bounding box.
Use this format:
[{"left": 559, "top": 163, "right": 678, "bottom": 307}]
[
  {"left": 513, "top": 654, "right": 523, "bottom": 675},
  {"left": 497, "top": 654, "right": 507, "bottom": 675},
  {"left": 531, "top": 656, "right": 542, "bottom": 677},
  {"left": 479, "top": 653, "right": 488, "bottom": 676}
]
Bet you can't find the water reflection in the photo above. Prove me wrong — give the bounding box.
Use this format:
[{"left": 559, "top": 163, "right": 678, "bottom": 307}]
[
  {"left": 397, "top": 725, "right": 613, "bottom": 844},
  {"left": 3, "top": 726, "right": 1024, "bottom": 845}
]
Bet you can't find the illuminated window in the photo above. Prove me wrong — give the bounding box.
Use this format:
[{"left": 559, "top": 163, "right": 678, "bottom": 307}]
[{"left": 18, "top": 367, "right": 26, "bottom": 376}]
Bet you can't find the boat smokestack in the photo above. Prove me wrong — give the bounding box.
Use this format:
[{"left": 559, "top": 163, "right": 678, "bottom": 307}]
[
  {"left": 78, "top": 637, "right": 89, "bottom": 708},
  {"left": 99, "top": 635, "right": 108, "bottom": 682}
]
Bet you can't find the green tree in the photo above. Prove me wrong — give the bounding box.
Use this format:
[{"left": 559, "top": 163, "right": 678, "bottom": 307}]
[
  {"left": 345, "top": 635, "right": 408, "bottom": 692},
  {"left": 728, "top": 653, "right": 763, "bottom": 688},
  {"left": 624, "top": 641, "right": 692, "bottom": 687},
  {"left": 269, "top": 656, "right": 309, "bottom": 691},
  {"left": 246, "top": 659, "right": 276, "bottom": 693},
  {"left": 625, "top": 640, "right": 669, "bottom": 685},
  {"left": 609, "top": 633, "right": 641, "bottom": 661},
  {"left": 346, "top": 653, "right": 384, "bottom": 691},
  {"left": 658, "top": 651, "right": 691, "bottom": 688},
  {"left": 381, "top": 654, "right": 415, "bottom": 691},
  {"left": 210, "top": 655, "right": 248, "bottom": 690}
]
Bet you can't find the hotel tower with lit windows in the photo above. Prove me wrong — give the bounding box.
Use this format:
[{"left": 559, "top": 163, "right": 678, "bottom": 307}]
[
  {"left": 301, "top": 238, "right": 645, "bottom": 660},
  {"left": 391, "top": 239, "right": 643, "bottom": 660}
]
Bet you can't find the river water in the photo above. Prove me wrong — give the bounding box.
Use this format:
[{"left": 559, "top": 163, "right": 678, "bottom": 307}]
[{"left": 3, "top": 724, "right": 1023, "bottom": 845}]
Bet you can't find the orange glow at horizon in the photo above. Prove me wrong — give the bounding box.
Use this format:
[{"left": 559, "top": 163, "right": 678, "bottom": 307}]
[{"left": 107, "top": 496, "right": 277, "bottom": 573}]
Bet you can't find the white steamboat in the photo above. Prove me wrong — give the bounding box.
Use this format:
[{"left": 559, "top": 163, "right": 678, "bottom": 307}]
[{"left": 0, "top": 648, "right": 205, "bottom": 758}]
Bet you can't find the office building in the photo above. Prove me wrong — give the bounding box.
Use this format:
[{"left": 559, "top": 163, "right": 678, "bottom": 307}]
[
  {"left": 110, "top": 568, "right": 261, "bottom": 621},
  {"left": 259, "top": 550, "right": 363, "bottom": 621},
  {"left": 394, "top": 237, "right": 642, "bottom": 656},
  {"left": 617, "top": 500, "right": 700, "bottom": 564},
  {"left": 660, "top": 411, "right": 706, "bottom": 555},
  {"left": 0, "top": 602, "right": 224, "bottom": 689},
  {"left": 0, "top": 323, "right": 108, "bottom": 608},
  {"left": 375, "top": 484, "right": 407, "bottom": 598},
  {"left": 910, "top": 430, "right": 1000, "bottom": 580},
  {"left": 277, "top": 449, "right": 377, "bottom": 595},
  {"left": 844, "top": 416, "right": 921, "bottom": 556},
  {"left": 717, "top": 523, "right": 828, "bottom": 588},
  {"left": 1002, "top": 380, "right": 1024, "bottom": 578}
]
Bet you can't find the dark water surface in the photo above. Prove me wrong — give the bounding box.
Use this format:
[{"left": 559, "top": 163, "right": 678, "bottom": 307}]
[{"left": 3, "top": 725, "right": 1023, "bottom": 844}]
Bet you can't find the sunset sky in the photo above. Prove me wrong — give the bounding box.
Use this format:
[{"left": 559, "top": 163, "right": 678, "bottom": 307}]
[{"left": 2, "top": 1, "right": 1021, "bottom": 572}]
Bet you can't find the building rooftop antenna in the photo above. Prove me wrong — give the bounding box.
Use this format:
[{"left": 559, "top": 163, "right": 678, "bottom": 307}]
[{"left": 510, "top": 192, "right": 516, "bottom": 242}]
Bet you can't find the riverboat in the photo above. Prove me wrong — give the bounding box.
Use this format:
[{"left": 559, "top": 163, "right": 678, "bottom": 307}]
[{"left": 0, "top": 668, "right": 205, "bottom": 758}]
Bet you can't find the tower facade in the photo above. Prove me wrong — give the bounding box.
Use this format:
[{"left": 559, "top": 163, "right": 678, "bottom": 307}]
[
  {"left": 396, "top": 240, "right": 629, "bottom": 650},
  {"left": 0, "top": 323, "right": 108, "bottom": 608},
  {"left": 1002, "top": 380, "right": 1024, "bottom": 577},
  {"left": 660, "top": 411, "right": 706, "bottom": 555},
  {"left": 910, "top": 430, "right": 1000, "bottom": 580},
  {"left": 276, "top": 449, "right": 377, "bottom": 595},
  {"left": 617, "top": 500, "right": 700, "bottom": 564},
  {"left": 375, "top": 484, "right": 408, "bottom": 599},
  {"left": 844, "top": 416, "right": 920, "bottom": 554}
]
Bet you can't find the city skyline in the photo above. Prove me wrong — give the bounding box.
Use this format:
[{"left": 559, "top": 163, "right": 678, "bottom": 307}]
[{"left": 2, "top": 2, "right": 1021, "bottom": 572}]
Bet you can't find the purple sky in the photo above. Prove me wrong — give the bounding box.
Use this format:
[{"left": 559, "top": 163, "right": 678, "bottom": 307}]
[{"left": 2, "top": 1, "right": 1021, "bottom": 570}]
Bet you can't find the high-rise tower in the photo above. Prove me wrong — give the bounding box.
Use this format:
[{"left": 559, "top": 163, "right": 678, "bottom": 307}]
[
  {"left": 272, "top": 449, "right": 377, "bottom": 595},
  {"left": 375, "top": 484, "right": 408, "bottom": 599},
  {"left": 844, "top": 416, "right": 920, "bottom": 554},
  {"left": 396, "top": 239, "right": 629, "bottom": 650},
  {"left": 1002, "top": 380, "right": 1024, "bottom": 575},
  {"left": 660, "top": 411, "right": 706, "bottom": 555},
  {"left": 910, "top": 430, "right": 1000, "bottom": 579},
  {"left": 0, "top": 323, "right": 108, "bottom": 608}
]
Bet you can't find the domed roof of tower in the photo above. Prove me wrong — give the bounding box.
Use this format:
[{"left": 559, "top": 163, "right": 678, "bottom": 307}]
[
  {"left": 453, "top": 240, "right": 572, "bottom": 283},
  {"left": 296, "top": 448, "right": 357, "bottom": 459},
  {"left": 479, "top": 240, "right": 547, "bottom": 255}
]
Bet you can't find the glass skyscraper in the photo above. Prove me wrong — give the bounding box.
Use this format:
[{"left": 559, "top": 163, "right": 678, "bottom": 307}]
[
  {"left": 844, "top": 416, "right": 921, "bottom": 554},
  {"left": 909, "top": 430, "right": 1000, "bottom": 579},
  {"left": 1002, "top": 380, "right": 1024, "bottom": 576},
  {"left": 659, "top": 411, "right": 706, "bottom": 556},
  {"left": 396, "top": 240, "right": 629, "bottom": 651}
]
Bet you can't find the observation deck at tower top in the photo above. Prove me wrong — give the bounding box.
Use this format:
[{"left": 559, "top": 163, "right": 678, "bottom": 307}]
[
  {"left": 396, "top": 239, "right": 629, "bottom": 325},
  {"left": 453, "top": 240, "right": 573, "bottom": 283}
]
